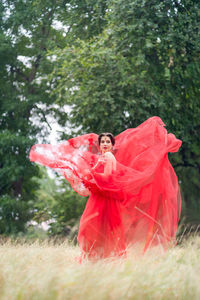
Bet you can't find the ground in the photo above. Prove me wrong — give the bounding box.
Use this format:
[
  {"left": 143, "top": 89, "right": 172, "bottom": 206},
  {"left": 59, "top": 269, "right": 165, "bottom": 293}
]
[{"left": 0, "top": 236, "right": 199, "bottom": 299}]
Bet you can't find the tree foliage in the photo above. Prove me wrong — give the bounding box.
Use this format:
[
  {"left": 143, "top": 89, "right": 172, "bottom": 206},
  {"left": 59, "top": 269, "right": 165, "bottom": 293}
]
[
  {"left": 1, "top": 0, "right": 200, "bottom": 235},
  {"left": 0, "top": 0, "right": 67, "bottom": 233},
  {"left": 0, "top": 0, "right": 108, "bottom": 235},
  {"left": 52, "top": 0, "right": 200, "bottom": 216}
]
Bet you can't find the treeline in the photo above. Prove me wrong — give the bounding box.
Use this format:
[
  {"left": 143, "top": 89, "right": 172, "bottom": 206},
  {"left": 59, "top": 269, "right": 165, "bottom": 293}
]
[{"left": 0, "top": 0, "right": 199, "bottom": 237}]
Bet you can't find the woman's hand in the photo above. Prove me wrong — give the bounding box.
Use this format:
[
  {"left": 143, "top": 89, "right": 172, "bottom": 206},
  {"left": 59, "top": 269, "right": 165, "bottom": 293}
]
[{"left": 82, "top": 171, "right": 92, "bottom": 181}]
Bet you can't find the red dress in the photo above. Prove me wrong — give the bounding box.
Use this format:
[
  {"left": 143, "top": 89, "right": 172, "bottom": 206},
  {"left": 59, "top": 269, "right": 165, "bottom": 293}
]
[{"left": 29, "top": 117, "right": 182, "bottom": 259}]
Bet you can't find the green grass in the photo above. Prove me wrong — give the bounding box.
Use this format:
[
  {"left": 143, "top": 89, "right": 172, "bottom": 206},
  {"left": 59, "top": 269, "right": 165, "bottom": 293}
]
[{"left": 0, "top": 236, "right": 200, "bottom": 299}]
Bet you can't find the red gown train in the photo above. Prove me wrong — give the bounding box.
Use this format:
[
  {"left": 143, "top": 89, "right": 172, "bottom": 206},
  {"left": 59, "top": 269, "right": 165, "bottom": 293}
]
[{"left": 29, "top": 117, "right": 182, "bottom": 259}]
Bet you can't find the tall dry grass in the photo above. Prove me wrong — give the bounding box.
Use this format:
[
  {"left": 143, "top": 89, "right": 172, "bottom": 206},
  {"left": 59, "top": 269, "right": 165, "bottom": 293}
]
[{"left": 0, "top": 236, "right": 200, "bottom": 300}]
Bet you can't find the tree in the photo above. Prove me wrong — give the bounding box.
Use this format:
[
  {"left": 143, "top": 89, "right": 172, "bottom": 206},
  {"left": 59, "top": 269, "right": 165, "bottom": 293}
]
[
  {"left": 0, "top": 0, "right": 109, "bottom": 235},
  {"left": 0, "top": 0, "right": 66, "bottom": 234},
  {"left": 52, "top": 0, "right": 200, "bottom": 219}
]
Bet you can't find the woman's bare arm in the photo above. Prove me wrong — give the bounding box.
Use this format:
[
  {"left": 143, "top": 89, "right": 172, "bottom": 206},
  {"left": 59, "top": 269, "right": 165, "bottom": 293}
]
[{"left": 104, "top": 152, "right": 116, "bottom": 176}]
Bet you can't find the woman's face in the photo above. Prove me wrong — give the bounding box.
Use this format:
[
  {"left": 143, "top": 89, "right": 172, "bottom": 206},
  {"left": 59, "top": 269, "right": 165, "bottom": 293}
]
[{"left": 100, "top": 136, "right": 113, "bottom": 154}]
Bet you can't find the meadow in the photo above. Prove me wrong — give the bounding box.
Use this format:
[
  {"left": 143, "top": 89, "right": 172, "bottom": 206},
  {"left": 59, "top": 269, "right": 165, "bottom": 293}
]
[{"left": 0, "top": 236, "right": 199, "bottom": 300}]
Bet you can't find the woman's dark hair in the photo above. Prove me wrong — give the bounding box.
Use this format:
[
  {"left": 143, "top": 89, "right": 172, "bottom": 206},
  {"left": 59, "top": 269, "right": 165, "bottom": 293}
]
[{"left": 98, "top": 133, "right": 115, "bottom": 146}]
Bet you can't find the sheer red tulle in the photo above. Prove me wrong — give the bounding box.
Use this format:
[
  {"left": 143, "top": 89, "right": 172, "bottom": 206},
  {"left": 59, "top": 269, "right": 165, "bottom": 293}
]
[{"left": 29, "top": 117, "right": 182, "bottom": 259}]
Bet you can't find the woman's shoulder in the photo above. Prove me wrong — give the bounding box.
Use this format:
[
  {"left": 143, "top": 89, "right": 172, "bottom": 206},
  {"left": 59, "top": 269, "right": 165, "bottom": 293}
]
[{"left": 104, "top": 151, "right": 116, "bottom": 160}]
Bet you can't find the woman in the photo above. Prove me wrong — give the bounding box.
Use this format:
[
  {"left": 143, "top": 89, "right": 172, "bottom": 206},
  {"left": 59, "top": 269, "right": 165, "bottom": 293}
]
[
  {"left": 78, "top": 133, "right": 125, "bottom": 259},
  {"left": 29, "top": 116, "right": 182, "bottom": 259}
]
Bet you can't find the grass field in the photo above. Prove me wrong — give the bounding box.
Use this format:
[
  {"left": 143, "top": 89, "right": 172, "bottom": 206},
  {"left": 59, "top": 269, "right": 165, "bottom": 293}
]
[{"left": 0, "top": 236, "right": 199, "bottom": 300}]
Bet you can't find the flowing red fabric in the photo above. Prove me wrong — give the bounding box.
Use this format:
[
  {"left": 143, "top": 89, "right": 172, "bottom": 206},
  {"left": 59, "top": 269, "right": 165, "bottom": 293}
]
[{"left": 29, "top": 117, "right": 182, "bottom": 259}]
